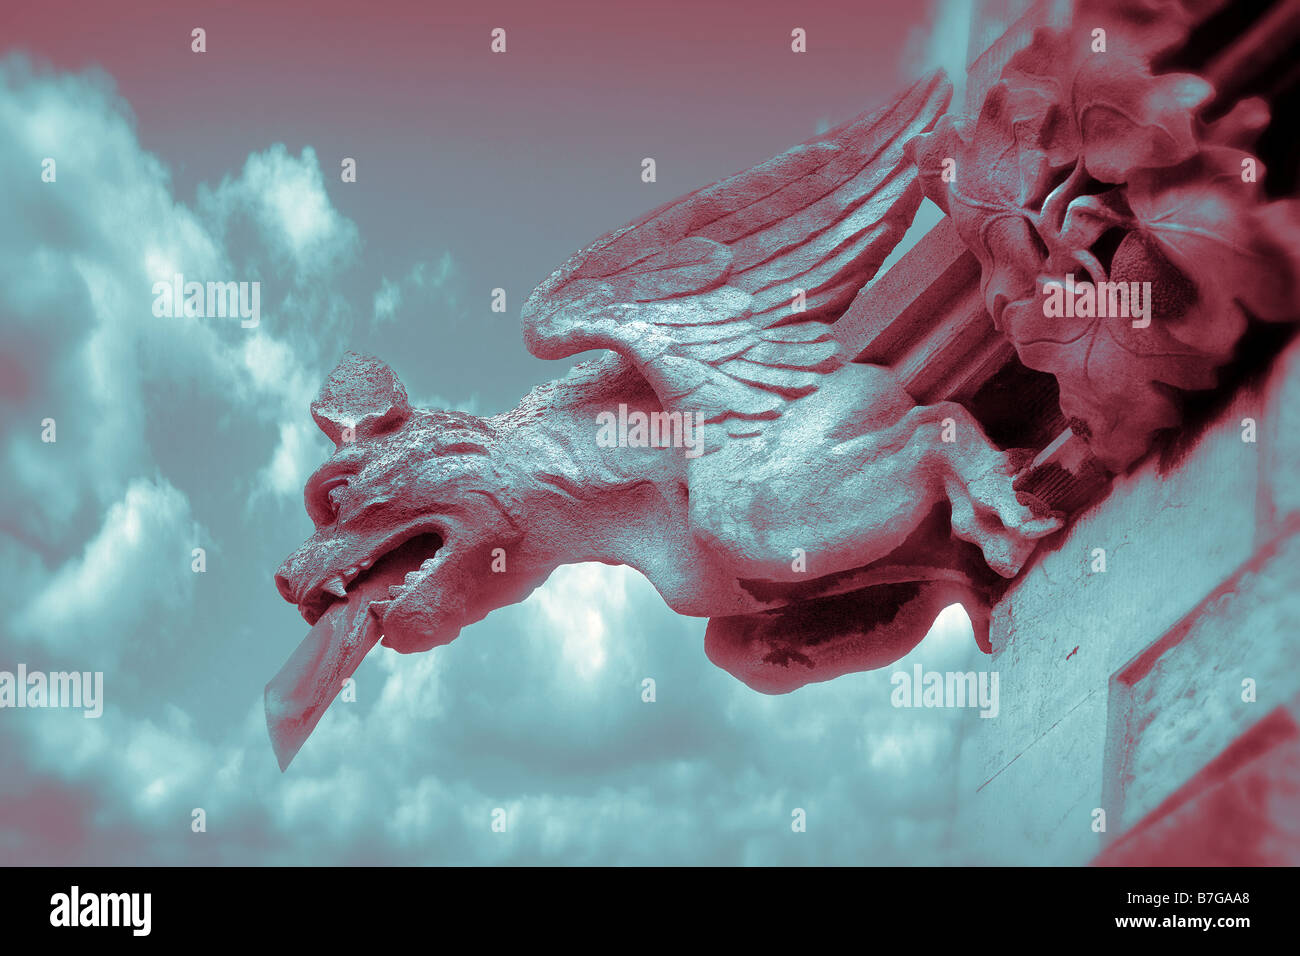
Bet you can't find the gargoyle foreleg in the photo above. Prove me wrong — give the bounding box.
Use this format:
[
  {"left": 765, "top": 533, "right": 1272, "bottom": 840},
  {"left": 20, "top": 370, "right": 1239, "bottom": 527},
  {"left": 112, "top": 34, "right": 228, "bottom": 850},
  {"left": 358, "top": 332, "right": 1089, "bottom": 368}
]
[
  {"left": 873, "top": 399, "right": 1063, "bottom": 577},
  {"left": 684, "top": 366, "right": 1060, "bottom": 583}
]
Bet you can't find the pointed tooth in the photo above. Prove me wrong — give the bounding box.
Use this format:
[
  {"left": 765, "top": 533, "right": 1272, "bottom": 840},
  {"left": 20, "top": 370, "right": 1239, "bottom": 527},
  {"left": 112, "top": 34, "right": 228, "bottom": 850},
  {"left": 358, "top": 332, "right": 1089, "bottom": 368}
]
[
  {"left": 323, "top": 576, "right": 348, "bottom": 598},
  {"left": 344, "top": 566, "right": 360, "bottom": 579},
  {"left": 360, "top": 558, "right": 373, "bottom": 569}
]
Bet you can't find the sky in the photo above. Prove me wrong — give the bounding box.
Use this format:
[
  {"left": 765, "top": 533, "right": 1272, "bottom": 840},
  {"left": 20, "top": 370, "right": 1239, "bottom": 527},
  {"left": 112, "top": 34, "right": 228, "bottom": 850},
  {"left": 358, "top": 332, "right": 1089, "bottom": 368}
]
[{"left": 0, "top": 0, "right": 1004, "bottom": 865}]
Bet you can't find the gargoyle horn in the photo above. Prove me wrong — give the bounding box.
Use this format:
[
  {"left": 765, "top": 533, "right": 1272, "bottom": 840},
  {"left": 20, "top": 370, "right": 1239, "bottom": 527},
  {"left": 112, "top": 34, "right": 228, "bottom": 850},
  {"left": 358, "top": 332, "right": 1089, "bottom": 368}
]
[{"left": 310, "top": 351, "right": 412, "bottom": 449}]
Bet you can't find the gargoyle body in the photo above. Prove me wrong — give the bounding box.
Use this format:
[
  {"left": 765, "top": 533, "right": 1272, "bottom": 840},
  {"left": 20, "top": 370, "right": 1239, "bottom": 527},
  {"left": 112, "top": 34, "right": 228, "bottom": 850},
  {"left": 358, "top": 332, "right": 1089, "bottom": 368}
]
[{"left": 267, "top": 72, "right": 1064, "bottom": 767}]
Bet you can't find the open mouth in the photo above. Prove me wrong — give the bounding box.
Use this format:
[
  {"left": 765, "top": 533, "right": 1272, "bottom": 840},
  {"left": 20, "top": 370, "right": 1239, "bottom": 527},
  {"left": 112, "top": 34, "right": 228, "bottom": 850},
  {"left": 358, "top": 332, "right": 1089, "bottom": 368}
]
[
  {"left": 267, "top": 529, "right": 445, "bottom": 771},
  {"left": 297, "top": 531, "right": 443, "bottom": 625}
]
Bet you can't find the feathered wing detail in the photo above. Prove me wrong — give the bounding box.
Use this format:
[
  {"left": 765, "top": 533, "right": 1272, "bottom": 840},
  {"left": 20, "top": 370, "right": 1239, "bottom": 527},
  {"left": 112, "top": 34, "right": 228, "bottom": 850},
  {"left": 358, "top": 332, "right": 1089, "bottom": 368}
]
[{"left": 522, "top": 71, "right": 953, "bottom": 432}]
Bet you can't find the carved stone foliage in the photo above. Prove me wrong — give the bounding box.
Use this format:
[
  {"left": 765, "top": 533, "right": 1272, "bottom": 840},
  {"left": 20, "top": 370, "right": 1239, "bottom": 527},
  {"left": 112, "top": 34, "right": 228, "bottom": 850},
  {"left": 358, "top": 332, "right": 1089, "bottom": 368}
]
[{"left": 910, "top": 26, "right": 1300, "bottom": 471}]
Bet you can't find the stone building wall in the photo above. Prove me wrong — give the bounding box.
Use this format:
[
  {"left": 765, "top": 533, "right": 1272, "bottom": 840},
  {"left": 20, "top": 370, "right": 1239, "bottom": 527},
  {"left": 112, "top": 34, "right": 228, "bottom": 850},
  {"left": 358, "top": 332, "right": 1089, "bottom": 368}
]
[{"left": 958, "top": 339, "right": 1300, "bottom": 864}]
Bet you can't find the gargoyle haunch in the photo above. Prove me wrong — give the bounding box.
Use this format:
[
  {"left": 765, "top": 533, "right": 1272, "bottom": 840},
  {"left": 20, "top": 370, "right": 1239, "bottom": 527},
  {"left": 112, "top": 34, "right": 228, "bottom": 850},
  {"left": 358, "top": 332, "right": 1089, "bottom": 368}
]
[{"left": 266, "top": 20, "right": 1300, "bottom": 768}]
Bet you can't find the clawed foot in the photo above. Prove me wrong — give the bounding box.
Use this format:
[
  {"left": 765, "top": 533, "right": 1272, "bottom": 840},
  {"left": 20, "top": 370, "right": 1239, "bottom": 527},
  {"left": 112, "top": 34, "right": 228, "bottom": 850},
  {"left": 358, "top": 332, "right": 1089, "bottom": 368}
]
[{"left": 955, "top": 466, "right": 1064, "bottom": 577}]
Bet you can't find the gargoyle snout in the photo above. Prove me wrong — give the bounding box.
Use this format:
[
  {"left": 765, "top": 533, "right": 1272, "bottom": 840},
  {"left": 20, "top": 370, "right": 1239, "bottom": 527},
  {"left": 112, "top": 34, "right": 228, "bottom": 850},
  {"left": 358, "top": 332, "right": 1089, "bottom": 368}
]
[{"left": 274, "top": 556, "right": 300, "bottom": 605}]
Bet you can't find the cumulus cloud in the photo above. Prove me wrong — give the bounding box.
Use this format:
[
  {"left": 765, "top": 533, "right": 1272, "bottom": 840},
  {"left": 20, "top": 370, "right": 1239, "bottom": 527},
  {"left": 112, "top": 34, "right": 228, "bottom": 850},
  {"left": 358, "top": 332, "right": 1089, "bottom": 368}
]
[
  {"left": 197, "top": 143, "right": 358, "bottom": 282},
  {"left": 370, "top": 252, "right": 456, "bottom": 330},
  {"left": 532, "top": 562, "right": 630, "bottom": 680},
  {"left": 13, "top": 478, "right": 203, "bottom": 661}
]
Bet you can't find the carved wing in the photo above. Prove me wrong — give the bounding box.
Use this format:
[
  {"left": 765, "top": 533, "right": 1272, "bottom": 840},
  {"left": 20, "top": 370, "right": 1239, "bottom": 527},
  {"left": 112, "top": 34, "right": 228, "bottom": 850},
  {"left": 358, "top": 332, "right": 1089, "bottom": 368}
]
[{"left": 522, "top": 71, "right": 953, "bottom": 433}]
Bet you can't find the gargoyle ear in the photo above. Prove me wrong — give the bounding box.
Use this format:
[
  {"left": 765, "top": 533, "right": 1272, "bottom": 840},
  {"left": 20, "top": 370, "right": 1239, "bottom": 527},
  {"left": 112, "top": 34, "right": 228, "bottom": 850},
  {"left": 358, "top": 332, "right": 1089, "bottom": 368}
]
[{"left": 310, "top": 352, "right": 412, "bottom": 449}]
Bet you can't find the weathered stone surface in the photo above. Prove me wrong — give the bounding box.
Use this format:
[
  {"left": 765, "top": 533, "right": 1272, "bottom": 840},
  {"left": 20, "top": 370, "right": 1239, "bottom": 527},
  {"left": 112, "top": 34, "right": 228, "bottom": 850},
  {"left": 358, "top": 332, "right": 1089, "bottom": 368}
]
[
  {"left": 310, "top": 351, "right": 411, "bottom": 448},
  {"left": 959, "top": 684, "right": 1108, "bottom": 864},
  {"left": 1108, "top": 526, "right": 1300, "bottom": 833},
  {"left": 1260, "top": 336, "right": 1300, "bottom": 536},
  {"left": 1095, "top": 707, "right": 1300, "bottom": 866},
  {"left": 961, "top": 338, "right": 1300, "bottom": 862},
  {"left": 978, "top": 385, "right": 1263, "bottom": 785}
]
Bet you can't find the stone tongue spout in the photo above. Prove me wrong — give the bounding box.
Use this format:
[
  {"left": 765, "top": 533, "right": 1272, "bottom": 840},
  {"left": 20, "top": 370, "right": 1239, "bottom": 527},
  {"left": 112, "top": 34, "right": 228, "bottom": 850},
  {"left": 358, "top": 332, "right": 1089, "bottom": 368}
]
[
  {"left": 266, "top": 531, "right": 441, "bottom": 769},
  {"left": 264, "top": 577, "right": 386, "bottom": 771}
]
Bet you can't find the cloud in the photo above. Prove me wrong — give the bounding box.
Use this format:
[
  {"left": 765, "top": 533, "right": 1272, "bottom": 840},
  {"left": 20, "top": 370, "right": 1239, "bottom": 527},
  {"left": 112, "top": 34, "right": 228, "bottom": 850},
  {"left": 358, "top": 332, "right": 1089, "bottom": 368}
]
[
  {"left": 239, "top": 334, "right": 333, "bottom": 503},
  {"left": 372, "top": 276, "right": 402, "bottom": 325},
  {"left": 370, "top": 252, "right": 457, "bottom": 331},
  {"left": 901, "top": 0, "right": 974, "bottom": 104},
  {"left": 198, "top": 144, "right": 358, "bottom": 282},
  {"left": 532, "top": 562, "right": 631, "bottom": 680},
  {"left": 14, "top": 478, "right": 203, "bottom": 662}
]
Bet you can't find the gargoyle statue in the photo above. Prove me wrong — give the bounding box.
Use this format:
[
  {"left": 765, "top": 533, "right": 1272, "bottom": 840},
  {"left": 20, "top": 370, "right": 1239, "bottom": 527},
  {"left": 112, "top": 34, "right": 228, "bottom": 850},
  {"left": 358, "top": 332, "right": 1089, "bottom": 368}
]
[{"left": 267, "top": 72, "right": 1062, "bottom": 769}]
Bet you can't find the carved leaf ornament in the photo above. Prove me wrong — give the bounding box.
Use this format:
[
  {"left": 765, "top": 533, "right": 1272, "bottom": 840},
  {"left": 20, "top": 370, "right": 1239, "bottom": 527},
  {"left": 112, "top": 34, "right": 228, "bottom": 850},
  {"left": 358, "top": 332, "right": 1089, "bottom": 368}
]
[{"left": 910, "top": 27, "right": 1300, "bottom": 470}]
